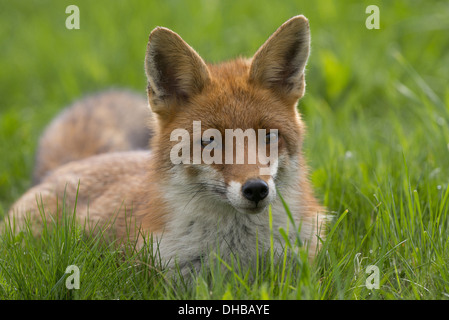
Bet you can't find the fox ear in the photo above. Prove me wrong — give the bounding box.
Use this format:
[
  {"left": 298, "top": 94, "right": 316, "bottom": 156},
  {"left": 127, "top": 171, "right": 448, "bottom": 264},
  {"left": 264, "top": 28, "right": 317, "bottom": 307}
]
[
  {"left": 249, "top": 15, "right": 310, "bottom": 101},
  {"left": 145, "top": 27, "right": 210, "bottom": 114}
]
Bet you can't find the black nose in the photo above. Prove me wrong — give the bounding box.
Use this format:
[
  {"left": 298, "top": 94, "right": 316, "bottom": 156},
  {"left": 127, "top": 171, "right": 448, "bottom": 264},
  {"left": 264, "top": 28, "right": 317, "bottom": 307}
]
[{"left": 242, "top": 179, "right": 269, "bottom": 204}]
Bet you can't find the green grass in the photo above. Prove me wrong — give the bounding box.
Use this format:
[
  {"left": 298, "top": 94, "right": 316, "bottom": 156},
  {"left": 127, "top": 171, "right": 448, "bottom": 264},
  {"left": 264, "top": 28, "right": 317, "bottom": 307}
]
[{"left": 1, "top": 0, "right": 449, "bottom": 299}]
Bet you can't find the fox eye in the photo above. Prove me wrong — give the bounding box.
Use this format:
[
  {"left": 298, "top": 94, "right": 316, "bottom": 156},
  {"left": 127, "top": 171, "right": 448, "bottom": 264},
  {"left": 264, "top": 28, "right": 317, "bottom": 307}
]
[
  {"left": 265, "top": 132, "right": 279, "bottom": 144},
  {"left": 201, "top": 137, "right": 215, "bottom": 148}
]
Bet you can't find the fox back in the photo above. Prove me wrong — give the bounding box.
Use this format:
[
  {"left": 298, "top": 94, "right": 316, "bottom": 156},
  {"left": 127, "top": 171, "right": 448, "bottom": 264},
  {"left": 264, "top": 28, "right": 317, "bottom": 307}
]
[{"left": 33, "top": 89, "right": 153, "bottom": 184}]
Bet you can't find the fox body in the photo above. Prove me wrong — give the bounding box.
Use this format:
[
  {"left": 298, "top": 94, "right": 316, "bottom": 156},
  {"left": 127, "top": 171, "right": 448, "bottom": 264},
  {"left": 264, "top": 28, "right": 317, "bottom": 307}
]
[
  {"left": 33, "top": 89, "right": 153, "bottom": 184},
  {"left": 7, "top": 16, "right": 326, "bottom": 276}
]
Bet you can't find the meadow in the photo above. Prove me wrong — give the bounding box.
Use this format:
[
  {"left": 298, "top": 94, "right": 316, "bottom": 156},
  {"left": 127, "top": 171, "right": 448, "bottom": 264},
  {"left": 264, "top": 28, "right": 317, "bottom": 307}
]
[{"left": 0, "top": 0, "right": 449, "bottom": 300}]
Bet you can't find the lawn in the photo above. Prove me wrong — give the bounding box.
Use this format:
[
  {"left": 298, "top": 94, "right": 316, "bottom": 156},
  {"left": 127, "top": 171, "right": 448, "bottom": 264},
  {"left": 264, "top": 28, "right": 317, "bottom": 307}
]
[{"left": 1, "top": 0, "right": 449, "bottom": 300}]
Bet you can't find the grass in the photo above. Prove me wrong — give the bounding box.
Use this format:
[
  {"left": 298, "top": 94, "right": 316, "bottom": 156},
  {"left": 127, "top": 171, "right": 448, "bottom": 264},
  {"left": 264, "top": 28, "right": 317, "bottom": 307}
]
[{"left": 1, "top": 0, "right": 449, "bottom": 300}]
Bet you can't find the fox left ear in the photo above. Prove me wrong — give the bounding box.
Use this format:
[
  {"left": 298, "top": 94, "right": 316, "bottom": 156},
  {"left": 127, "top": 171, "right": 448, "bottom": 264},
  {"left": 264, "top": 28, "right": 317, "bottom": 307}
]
[{"left": 249, "top": 15, "right": 310, "bottom": 102}]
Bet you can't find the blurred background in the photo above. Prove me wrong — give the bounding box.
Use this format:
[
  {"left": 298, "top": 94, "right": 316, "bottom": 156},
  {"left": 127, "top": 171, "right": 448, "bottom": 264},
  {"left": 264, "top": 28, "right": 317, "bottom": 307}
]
[{"left": 1, "top": 0, "right": 449, "bottom": 218}]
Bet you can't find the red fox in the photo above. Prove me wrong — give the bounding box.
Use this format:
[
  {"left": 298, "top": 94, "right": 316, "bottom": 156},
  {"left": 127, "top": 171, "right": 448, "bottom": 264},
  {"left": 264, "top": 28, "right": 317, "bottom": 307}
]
[{"left": 7, "top": 16, "right": 326, "bottom": 276}]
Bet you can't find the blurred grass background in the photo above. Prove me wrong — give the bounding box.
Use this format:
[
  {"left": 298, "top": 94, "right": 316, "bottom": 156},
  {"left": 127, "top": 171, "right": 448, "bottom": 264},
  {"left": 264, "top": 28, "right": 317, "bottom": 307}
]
[{"left": 1, "top": 0, "right": 449, "bottom": 299}]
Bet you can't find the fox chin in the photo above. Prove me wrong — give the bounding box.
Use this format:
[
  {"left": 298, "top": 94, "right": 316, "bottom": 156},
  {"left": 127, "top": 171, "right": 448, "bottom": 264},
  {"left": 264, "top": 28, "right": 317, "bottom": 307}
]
[{"left": 6, "top": 15, "right": 328, "bottom": 278}]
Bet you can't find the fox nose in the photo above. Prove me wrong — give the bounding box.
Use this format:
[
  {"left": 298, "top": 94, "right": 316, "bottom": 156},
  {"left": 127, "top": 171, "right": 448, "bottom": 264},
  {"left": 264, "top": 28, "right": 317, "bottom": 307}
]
[{"left": 242, "top": 179, "right": 269, "bottom": 204}]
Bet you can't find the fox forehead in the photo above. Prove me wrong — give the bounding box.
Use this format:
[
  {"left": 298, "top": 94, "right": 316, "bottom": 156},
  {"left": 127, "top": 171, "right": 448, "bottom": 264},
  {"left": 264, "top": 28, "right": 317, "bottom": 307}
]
[{"left": 164, "top": 59, "right": 303, "bottom": 132}]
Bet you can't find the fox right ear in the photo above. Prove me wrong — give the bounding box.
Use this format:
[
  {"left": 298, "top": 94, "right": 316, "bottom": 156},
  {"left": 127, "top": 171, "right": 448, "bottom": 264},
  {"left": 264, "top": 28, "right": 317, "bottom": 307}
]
[{"left": 145, "top": 27, "right": 210, "bottom": 115}]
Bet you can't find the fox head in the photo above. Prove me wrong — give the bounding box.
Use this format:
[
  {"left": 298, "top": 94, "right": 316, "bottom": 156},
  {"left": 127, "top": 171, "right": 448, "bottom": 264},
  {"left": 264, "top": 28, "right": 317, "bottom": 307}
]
[{"left": 144, "top": 16, "right": 311, "bottom": 215}]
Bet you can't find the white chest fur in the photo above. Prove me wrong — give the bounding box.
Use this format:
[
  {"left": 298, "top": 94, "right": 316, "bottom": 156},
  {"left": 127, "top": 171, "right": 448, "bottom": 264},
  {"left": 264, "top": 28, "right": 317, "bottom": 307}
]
[{"left": 156, "top": 194, "right": 299, "bottom": 277}]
